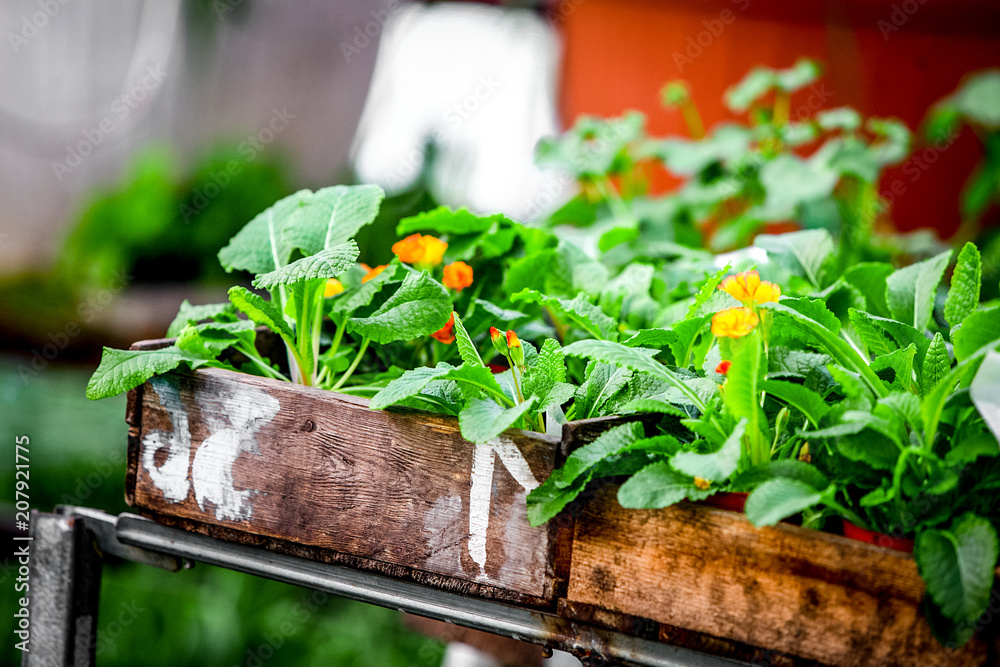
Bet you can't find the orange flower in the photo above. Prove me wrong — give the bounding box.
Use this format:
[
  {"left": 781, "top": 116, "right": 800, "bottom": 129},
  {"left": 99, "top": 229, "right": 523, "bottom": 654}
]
[
  {"left": 442, "top": 261, "right": 474, "bottom": 292},
  {"left": 362, "top": 264, "right": 388, "bottom": 283},
  {"left": 324, "top": 278, "right": 344, "bottom": 298},
  {"left": 715, "top": 360, "right": 732, "bottom": 376},
  {"left": 718, "top": 270, "right": 781, "bottom": 306},
  {"left": 392, "top": 234, "right": 447, "bottom": 269},
  {"left": 711, "top": 307, "right": 759, "bottom": 339},
  {"left": 431, "top": 312, "right": 455, "bottom": 344},
  {"left": 490, "top": 326, "right": 508, "bottom": 354},
  {"left": 506, "top": 330, "right": 521, "bottom": 349}
]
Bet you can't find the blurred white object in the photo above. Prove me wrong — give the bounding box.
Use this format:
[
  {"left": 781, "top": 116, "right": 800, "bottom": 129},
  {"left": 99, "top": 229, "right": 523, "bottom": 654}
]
[
  {"left": 351, "top": 2, "right": 569, "bottom": 222},
  {"left": 441, "top": 642, "right": 502, "bottom": 667}
]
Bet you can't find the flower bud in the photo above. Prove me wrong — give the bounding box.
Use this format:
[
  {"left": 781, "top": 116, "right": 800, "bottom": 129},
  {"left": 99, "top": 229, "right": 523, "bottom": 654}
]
[
  {"left": 490, "top": 327, "right": 508, "bottom": 355},
  {"left": 506, "top": 330, "right": 525, "bottom": 369}
]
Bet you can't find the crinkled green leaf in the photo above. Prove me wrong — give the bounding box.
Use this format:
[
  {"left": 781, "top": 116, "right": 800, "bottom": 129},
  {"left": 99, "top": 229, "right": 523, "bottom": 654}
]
[
  {"left": 547, "top": 422, "right": 645, "bottom": 490},
  {"left": 513, "top": 289, "right": 617, "bottom": 341},
  {"left": 397, "top": 206, "right": 497, "bottom": 236},
  {"left": 452, "top": 311, "right": 484, "bottom": 368},
  {"left": 284, "top": 184, "right": 383, "bottom": 255},
  {"left": 686, "top": 264, "right": 730, "bottom": 320},
  {"left": 331, "top": 260, "right": 400, "bottom": 315},
  {"left": 348, "top": 270, "right": 451, "bottom": 344},
  {"left": 617, "top": 462, "right": 714, "bottom": 509},
  {"left": 228, "top": 286, "right": 295, "bottom": 344},
  {"left": 731, "top": 460, "right": 829, "bottom": 493},
  {"left": 923, "top": 333, "right": 951, "bottom": 392},
  {"left": 870, "top": 344, "right": 916, "bottom": 392},
  {"left": 953, "top": 306, "right": 1000, "bottom": 362},
  {"left": 86, "top": 345, "right": 210, "bottom": 400},
  {"left": 745, "top": 478, "right": 824, "bottom": 527},
  {"left": 458, "top": 396, "right": 538, "bottom": 444},
  {"left": 672, "top": 418, "right": 746, "bottom": 483},
  {"left": 218, "top": 189, "right": 311, "bottom": 274},
  {"left": 886, "top": 249, "right": 951, "bottom": 331},
  {"left": 755, "top": 229, "right": 833, "bottom": 289},
  {"left": 759, "top": 379, "right": 829, "bottom": 427},
  {"left": 167, "top": 301, "right": 237, "bottom": 338},
  {"left": 253, "top": 242, "right": 360, "bottom": 289},
  {"left": 945, "top": 242, "right": 982, "bottom": 328},
  {"left": 369, "top": 363, "right": 454, "bottom": 410},
  {"left": 915, "top": 514, "right": 998, "bottom": 625}
]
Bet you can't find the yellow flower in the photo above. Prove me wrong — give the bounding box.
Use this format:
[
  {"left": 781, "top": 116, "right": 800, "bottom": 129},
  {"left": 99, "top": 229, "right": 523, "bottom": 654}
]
[
  {"left": 711, "top": 307, "right": 759, "bottom": 338},
  {"left": 391, "top": 234, "right": 448, "bottom": 269},
  {"left": 324, "top": 278, "right": 344, "bottom": 298},
  {"left": 718, "top": 270, "right": 781, "bottom": 306},
  {"left": 694, "top": 477, "right": 711, "bottom": 490}
]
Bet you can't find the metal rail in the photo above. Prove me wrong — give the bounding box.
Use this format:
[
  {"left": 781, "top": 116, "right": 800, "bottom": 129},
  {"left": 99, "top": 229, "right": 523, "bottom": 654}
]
[{"left": 24, "top": 507, "right": 750, "bottom": 667}]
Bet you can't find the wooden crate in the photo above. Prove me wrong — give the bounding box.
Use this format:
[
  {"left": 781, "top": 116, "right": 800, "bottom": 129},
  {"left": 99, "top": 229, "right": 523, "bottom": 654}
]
[
  {"left": 123, "top": 337, "right": 615, "bottom": 605},
  {"left": 564, "top": 487, "right": 992, "bottom": 667}
]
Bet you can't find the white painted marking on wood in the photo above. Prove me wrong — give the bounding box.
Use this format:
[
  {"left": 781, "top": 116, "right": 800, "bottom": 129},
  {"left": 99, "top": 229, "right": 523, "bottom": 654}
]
[
  {"left": 467, "top": 435, "right": 540, "bottom": 575},
  {"left": 191, "top": 384, "right": 280, "bottom": 522},
  {"left": 142, "top": 378, "right": 193, "bottom": 502},
  {"left": 468, "top": 442, "right": 495, "bottom": 573}
]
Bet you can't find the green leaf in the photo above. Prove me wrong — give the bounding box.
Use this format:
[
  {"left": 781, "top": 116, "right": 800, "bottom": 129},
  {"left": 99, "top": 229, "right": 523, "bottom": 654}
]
[
  {"left": 176, "top": 321, "right": 254, "bottom": 358},
  {"left": 166, "top": 301, "right": 237, "bottom": 338},
  {"left": 369, "top": 363, "right": 454, "bottom": 410},
  {"left": 348, "top": 270, "right": 452, "bottom": 344},
  {"left": 563, "top": 340, "right": 707, "bottom": 413},
  {"left": 870, "top": 344, "right": 916, "bottom": 392},
  {"left": 970, "top": 350, "right": 1000, "bottom": 444},
  {"left": 849, "top": 308, "right": 897, "bottom": 359},
  {"left": 458, "top": 396, "right": 538, "bottom": 444},
  {"left": 526, "top": 471, "right": 592, "bottom": 527},
  {"left": 755, "top": 229, "right": 833, "bottom": 289},
  {"left": 503, "top": 250, "right": 555, "bottom": 295},
  {"left": 284, "top": 184, "right": 383, "bottom": 255},
  {"left": 218, "top": 189, "right": 311, "bottom": 274},
  {"left": 686, "top": 265, "right": 730, "bottom": 320},
  {"left": 513, "top": 289, "right": 617, "bottom": 341},
  {"left": 667, "top": 315, "right": 712, "bottom": 366},
  {"left": 617, "top": 462, "right": 714, "bottom": 509},
  {"left": 397, "top": 206, "right": 497, "bottom": 236},
  {"left": 850, "top": 309, "right": 931, "bottom": 375},
  {"left": 945, "top": 243, "right": 982, "bottom": 328},
  {"left": 672, "top": 418, "right": 746, "bottom": 483},
  {"left": 228, "top": 286, "right": 295, "bottom": 344},
  {"left": 522, "top": 339, "right": 567, "bottom": 410},
  {"left": 767, "top": 347, "right": 832, "bottom": 380},
  {"left": 452, "top": 312, "right": 485, "bottom": 368},
  {"left": 623, "top": 328, "right": 677, "bottom": 350},
  {"left": 923, "top": 333, "right": 951, "bottom": 392},
  {"left": 731, "top": 460, "right": 829, "bottom": 493},
  {"left": 915, "top": 514, "right": 998, "bottom": 625},
  {"left": 252, "top": 242, "right": 360, "bottom": 289},
  {"left": 759, "top": 380, "right": 829, "bottom": 427},
  {"left": 953, "top": 306, "right": 1000, "bottom": 362},
  {"left": 885, "top": 249, "right": 952, "bottom": 331},
  {"left": 617, "top": 398, "right": 686, "bottom": 417},
  {"left": 331, "top": 260, "right": 400, "bottom": 315},
  {"left": 547, "top": 422, "right": 645, "bottom": 490},
  {"left": 780, "top": 297, "right": 841, "bottom": 335},
  {"left": 844, "top": 262, "right": 894, "bottom": 318},
  {"left": 745, "top": 479, "right": 824, "bottom": 527},
  {"left": 575, "top": 362, "right": 632, "bottom": 419},
  {"left": 723, "top": 334, "right": 767, "bottom": 460},
  {"left": 86, "top": 345, "right": 209, "bottom": 400}
]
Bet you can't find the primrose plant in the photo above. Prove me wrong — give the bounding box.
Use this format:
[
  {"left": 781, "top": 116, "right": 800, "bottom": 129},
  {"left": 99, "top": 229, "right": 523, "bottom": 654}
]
[{"left": 86, "top": 185, "right": 455, "bottom": 399}]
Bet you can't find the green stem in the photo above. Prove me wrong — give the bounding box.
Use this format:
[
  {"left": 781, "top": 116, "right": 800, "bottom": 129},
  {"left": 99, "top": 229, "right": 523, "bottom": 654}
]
[
  {"left": 237, "top": 343, "right": 290, "bottom": 382},
  {"left": 331, "top": 338, "right": 370, "bottom": 391}
]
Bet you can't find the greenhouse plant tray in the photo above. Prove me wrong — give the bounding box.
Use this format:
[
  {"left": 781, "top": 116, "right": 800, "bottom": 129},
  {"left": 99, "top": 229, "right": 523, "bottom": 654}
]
[
  {"left": 562, "top": 486, "right": 993, "bottom": 667},
  {"left": 122, "top": 336, "right": 622, "bottom": 606}
]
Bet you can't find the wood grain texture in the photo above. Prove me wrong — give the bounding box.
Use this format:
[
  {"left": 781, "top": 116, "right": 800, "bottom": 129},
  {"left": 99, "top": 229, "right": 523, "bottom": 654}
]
[
  {"left": 129, "top": 365, "right": 561, "bottom": 600},
  {"left": 567, "top": 487, "right": 991, "bottom": 667}
]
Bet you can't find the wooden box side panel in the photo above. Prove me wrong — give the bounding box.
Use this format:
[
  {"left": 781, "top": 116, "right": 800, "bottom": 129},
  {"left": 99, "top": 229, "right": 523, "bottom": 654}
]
[
  {"left": 567, "top": 487, "right": 988, "bottom": 667},
  {"left": 129, "top": 367, "right": 560, "bottom": 599}
]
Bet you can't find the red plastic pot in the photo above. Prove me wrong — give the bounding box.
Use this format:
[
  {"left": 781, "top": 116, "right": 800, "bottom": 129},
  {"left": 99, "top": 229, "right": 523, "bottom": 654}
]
[
  {"left": 842, "top": 520, "right": 914, "bottom": 553},
  {"left": 698, "top": 491, "right": 748, "bottom": 512}
]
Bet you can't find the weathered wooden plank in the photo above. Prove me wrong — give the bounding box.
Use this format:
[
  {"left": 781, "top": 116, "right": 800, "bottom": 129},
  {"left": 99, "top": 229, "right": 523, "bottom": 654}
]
[
  {"left": 129, "top": 366, "right": 561, "bottom": 600},
  {"left": 567, "top": 487, "right": 990, "bottom": 667}
]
